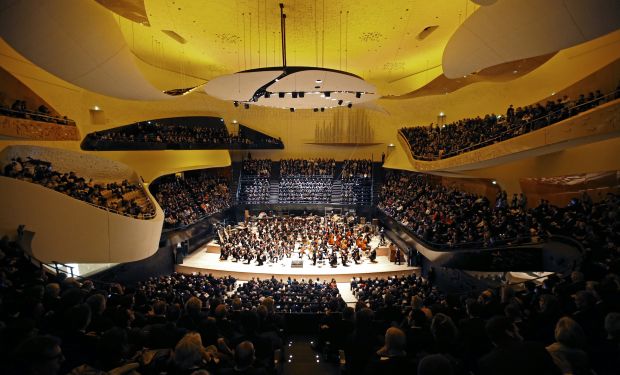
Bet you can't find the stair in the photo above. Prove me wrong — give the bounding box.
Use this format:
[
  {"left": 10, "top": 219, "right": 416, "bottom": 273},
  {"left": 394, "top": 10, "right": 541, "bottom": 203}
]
[
  {"left": 269, "top": 179, "right": 280, "bottom": 203},
  {"left": 330, "top": 180, "right": 342, "bottom": 204}
]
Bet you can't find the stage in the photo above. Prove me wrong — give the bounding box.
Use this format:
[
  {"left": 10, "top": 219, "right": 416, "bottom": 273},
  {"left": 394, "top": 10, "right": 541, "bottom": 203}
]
[{"left": 176, "top": 242, "right": 420, "bottom": 282}]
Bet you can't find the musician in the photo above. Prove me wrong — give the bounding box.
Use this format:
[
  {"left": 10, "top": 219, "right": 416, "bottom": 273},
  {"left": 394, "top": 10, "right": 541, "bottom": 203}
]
[
  {"left": 329, "top": 252, "right": 338, "bottom": 267},
  {"left": 369, "top": 247, "right": 377, "bottom": 263},
  {"left": 312, "top": 248, "right": 317, "bottom": 266},
  {"left": 395, "top": 248, "right": 402, "bottom": 265},
  {"left": 352, "top": 247, "right": 361, "bottom": 264},
  {"left": 341, "top": 249, "right": 348, "bottom": 266}
]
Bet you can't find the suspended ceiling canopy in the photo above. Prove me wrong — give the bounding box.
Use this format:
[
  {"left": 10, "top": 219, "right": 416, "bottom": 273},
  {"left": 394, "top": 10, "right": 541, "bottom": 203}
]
[{"left": 1, "top": 0, "right": 619, "bottom": 101}]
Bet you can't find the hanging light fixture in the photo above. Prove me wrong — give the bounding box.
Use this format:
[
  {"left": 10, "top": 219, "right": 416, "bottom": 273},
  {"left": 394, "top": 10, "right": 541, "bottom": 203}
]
[{"left": 204, "top": 3, "right": 378, "bottom": 110}]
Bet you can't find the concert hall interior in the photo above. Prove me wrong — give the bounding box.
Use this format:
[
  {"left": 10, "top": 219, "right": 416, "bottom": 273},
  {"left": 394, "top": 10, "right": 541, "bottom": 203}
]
[{"left": 0, "top": 1, "right": 619, "bottom": 375}]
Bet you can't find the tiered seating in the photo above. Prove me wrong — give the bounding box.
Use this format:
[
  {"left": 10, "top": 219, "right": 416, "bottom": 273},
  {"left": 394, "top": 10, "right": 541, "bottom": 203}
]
[
  {"left": 2, "top": 156, "right": 155, "bottom": 218},
  {"left": 401, "top": 86, "right": 620, "bottom": 160},
  {"left": 150, "top": 171, "right": 231, "bottom": 227},
  {"left": 82, "top": 118, "right": 284, "bottom": 150},
  {"left": 341, "top": 159, "right": 372, "bottom": 204},
  {"left": 278, "top": 159, "right": 335, "bottom": 204}
]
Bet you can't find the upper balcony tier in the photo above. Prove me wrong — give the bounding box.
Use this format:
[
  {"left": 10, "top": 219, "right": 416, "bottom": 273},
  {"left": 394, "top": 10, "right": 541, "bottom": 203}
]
[
  {"left": 80, "top": 117, "right": 283, "bottom": 151},
  {"left": 398, "top": 95, "right": 620, "bottom": 172}
]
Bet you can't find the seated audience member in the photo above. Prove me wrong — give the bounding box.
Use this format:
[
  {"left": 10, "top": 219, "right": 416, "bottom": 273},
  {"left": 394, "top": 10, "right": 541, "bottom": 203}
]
[
  {"left": 364, "top": 327, "right": 413, "bottom": 375},
  {"left": 418, "top": 354, "right": 455, "bottom": 375},
  {"left": 219, "top": 341, "right": 267, "bottom": 375},
  {"left": 11, "top": 335, "right": 65, "bottom": 375},
  {"left": 478, "top": 316, "right": 561, "bottom": 375},
  {"left": 546, "top": 317, "right": 593, "bottom": 375}
]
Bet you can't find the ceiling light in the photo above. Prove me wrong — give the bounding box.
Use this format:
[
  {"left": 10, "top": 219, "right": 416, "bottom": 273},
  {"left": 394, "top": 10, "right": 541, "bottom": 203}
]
[
  {"left": 439, "top": 112, "right": 445, "bottom": 116},
  {"left": 347, "top": 103, "right": 353, "bottom": 108},
  {"left": 203, "top": 3, "right": 377, "bottom": 110},
  {"left": 492, "top": 180, "right": 497, "bottom": 185},
  {"left": 232, "top": 120, "right": 238, "bottom": 123},
  {"left": 290, "top": 108, "right": 295, "bottom": 112}
]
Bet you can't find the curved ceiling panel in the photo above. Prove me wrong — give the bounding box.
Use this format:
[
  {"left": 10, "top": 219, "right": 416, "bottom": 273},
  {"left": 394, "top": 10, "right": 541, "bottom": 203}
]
[
  {"left": 442, "top": 0, "right": 620, "bottom": 79},
  {"left": 0, "top": 0, "right": 170, "bottom": 100}
]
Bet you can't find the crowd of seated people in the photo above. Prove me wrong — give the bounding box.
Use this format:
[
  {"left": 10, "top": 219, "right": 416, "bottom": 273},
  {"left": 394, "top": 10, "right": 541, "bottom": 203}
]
[
  {"left": 378, "top": 171, "right": 535, "bottom": 248},
  {"left": 0, "top": 191, "right": 618, "bottom": 375},
  {"left": 340, "top": 267, "right": 620, "bottom": 375},
  {"left": 378, "top": 170, "right": 620, "bottom": 252},
  {"left": 234, "top": 277, "right": 345, "bottom": 313},
  {"left": 3, "top": 157, "right": 155, "bottom": 218},
  {"left": 280, "top": 158, "right": 335, "bottom": 177},
  {"left": 91, "top": 122, "right": 231, "bottom": 145},
  {"left": 152, "top": 172, "right": 231, "bottom": 227},
  {"left": 218, "top": 213, "right": 375, "bottom": 267},
  {"left": 239, "top": 178, "right": 271, "bottom": 204},
  {"left": 341, "top": 159, "right": 372, "bottom": 179},
  {"left": 401, "top": 86, "right": 618, "bottom": 160},
  {"left": 0, "top": 98, "right": 74, "bottom": 125},
  {"left": 84, "top": 121, "right": 281, "bottom": 150},
  {"left": 341, "top": 159, "right": 373, "bottom": 204},
  {"left": 242, "top": 159, "right": 272, "bottom": 178},
  {"left": 278, "top": 177, "right": 332, "bottom": 203}
]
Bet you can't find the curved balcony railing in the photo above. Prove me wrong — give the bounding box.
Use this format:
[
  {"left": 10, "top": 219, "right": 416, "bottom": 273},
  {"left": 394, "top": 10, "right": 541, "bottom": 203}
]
[
  {"left": 401, "top": 89, "right": 620, "bottom": 161},
  {"left": 3, "top": 175, "right": 157, "bottom": 220},
  {"left": 0, "top": 106, "right": 76, "bottom": 125}
]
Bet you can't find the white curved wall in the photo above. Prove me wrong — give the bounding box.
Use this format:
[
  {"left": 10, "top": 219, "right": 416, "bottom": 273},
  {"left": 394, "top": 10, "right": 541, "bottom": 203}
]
[{"left": 0, "top": 176, "right": 163, "bottom": 263}]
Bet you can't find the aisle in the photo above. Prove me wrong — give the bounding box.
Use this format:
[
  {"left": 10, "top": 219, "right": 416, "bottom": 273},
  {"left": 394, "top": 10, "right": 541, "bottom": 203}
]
[{"left": 337, "top": 282, "right": 357, "bottom": 307}]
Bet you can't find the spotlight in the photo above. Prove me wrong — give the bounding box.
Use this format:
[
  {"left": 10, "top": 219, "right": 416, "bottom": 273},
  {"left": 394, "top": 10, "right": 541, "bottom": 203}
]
[
  {"left": 320, "top": 108, "right": 325, "bottom": 112},
  {"left": 313, "top": 108, "right": 318, "bottom": 112},
  {"left": 492, "top": 180, "right": 497, "bottom": 185},
  {"left": 292, "top": 92, "right": 298, "bottom": 98},
  {"left": 244, "top": 103, "right": 250, "bottom": 109},
  {"left": 278, "top": 92, "right": 285, "bottom": 98},
  {"left": 355, "top": 92, "right": 362, "bottom": 98},
  {"left": 324, "top": 91, "right": 331, "bottom": 97},
  {"left": 233, "top": 101, "right": 239, "bottom": 107},
  {"left": 290, "top": 108, "right": 295, "bottom": 112},
  {"left": 338, "top": 99, "right": 343, "bottom": 105},
  {"left": 265, "top": 92, "right": 271, "bottom": 98},
  {"left": 347, "top": 103, "right": 353, "bottom": 108},
  {"left": 299, "top": 92, "right": 305, "bottom": 98}
]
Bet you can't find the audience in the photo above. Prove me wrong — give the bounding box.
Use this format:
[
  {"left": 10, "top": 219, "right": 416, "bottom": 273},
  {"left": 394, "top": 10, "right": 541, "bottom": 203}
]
[
  {"left": 341, "top": 159, "right": 373, "bottom": 205},
  {"left": 151, "top": 172, "right": 231, "bottom": 228},
  {"left": 242, "top": 159, "right": 272, "bottom": 178},
  {"left": 401, "top": 88, "right": 614, "bottom": 160},
  {"left": 0, "top": 98, "right": 74, "bottom": 125},
  {"left": 278, "top": 177, "right": 332, "bottom": 203},
  {"left": 239, "top": 178, "right": 271, "bottom": 204},
  {"left": 378, "top": 170, "right": 620, "bottom": 261},
  {"left": 3, "top": 157, "right": 155, "bottom": 218},
  {"left": 280, "top": 158, "right": 335, "bottom": 177},
  {"left": 83, "top": 121, "right": 283, "bottom": 150}
]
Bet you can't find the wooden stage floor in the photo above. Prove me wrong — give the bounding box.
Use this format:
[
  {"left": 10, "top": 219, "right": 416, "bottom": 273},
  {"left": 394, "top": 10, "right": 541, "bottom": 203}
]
[{"left": 176, "top": 244, "right": 420, "bottom": 282}]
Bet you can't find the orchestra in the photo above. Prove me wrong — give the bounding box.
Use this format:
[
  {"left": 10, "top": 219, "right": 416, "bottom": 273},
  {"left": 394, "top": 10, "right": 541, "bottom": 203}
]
[{"left": 217, "top": 213, "right": 383, "bottom": 268}]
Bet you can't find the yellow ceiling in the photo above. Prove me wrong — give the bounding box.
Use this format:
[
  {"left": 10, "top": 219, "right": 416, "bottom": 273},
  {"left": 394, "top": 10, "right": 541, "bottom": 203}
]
[{"left": 112, "top": 0, "right": 478, "bottom": 95}]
